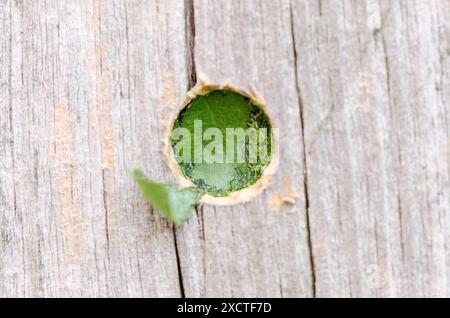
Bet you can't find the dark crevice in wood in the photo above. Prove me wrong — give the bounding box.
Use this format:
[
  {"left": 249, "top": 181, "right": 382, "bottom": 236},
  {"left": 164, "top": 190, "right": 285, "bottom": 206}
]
[
  {"left": 397, "top": 194, "right": 406, "bottom": 263},
  {"left": 195, "top": 205, "right": 205, "bottom": 240},
  {"left": 172, "top": 0, "right": 197, "bottom": 299},
  {"left": 289, "top": 2, "right": 317, "bottom": 298},
  {"left": 379, "top": 0, "right": 406, "bottom": 265},
  {"left": 186, "top": 0, "right": 197, "bottom": 90},
  {"left": 101, "top": 170, "right": 110, "bottom": 246},
  {"left": 173, "top": 227, "right": 186, "bottom": 298},
  {"left": 195, "top": 204, "right": 207, "bottom": 296},
  {"left": 102, "top": 170, "right": 110, "bottom": 261},
  {"left": 97, "top": 6, "right": 110, "bottom": 258},
  {"left": 318, "top": 0, "right": 323, "bottom": 16}
]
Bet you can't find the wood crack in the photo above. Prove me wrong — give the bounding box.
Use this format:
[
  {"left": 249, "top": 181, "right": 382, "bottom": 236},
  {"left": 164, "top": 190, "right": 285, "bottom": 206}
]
[
  {"left": 289, "top": 3, "right": 316, "bottom": 298},
  {"left": 186, "top": 0, "right": 197, "bottom": 89},
  {"left": 173, "top": 227, "right": 186, "bottom": 297},
  {"left": 195, "top": 205, "right": 205, "bottom": 240},
  {"left": 171, "top": 0, "right": 198, "bottom": 298},
  {"left": 379, "top": 0, "right": 406, "bottom": 266},
  {"left": 101, "top": 170, "right": 110, "bottom": 247}
]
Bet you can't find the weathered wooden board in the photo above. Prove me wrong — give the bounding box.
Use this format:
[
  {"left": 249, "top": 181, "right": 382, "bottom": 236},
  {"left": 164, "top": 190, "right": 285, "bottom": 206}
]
[
  {"left": 0, "top": 0, "right": 449, "bottom": 297},
  {"left": 174, "top": 0, "right": 313, "bottom": 297},
  {"left": 292, "top": 0, "right": 450, "bottom": 297},
  {"left": 0, "top": 0, "right": 189, "bottom": 297}
]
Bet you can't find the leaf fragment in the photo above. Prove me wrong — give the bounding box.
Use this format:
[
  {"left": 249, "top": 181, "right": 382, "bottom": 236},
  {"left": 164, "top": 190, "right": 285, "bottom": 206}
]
[{"left": 131, "top": 169, "right": 202, "bottom": 225}]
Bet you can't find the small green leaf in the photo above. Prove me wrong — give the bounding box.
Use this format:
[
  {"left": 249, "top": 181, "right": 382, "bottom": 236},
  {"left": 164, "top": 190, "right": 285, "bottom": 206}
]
[{"left": 131, "top": 169, "right": 202, "bottom": 225}]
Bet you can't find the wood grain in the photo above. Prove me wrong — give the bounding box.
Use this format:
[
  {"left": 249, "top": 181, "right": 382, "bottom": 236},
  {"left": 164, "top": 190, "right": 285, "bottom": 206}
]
[
  {"left": 0, "top": 0, "right": 188, "bottom": 297},
  {"left": 175, "top": 0, "right": 313, "bottom": 297},
  {"left": 292, "top": 0, "right": 450, "bottom": 297},
  {"left": 0, "top": 0, "right": 449, "bottom": 297}
]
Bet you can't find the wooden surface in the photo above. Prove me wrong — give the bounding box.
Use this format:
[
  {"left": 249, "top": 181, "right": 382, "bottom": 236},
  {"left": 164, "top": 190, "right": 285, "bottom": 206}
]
[{"left": 0, "top": 0, "right": 449, "bottom": 297}]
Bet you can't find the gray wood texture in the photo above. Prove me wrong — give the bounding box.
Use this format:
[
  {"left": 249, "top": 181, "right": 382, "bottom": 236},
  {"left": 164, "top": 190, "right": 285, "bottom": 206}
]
[
  {"left": 293, "top": 0, "right": 450, "bottom": 297},
  {"left": 0, "top": 0, "right": 449, "bottom": 297}
]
